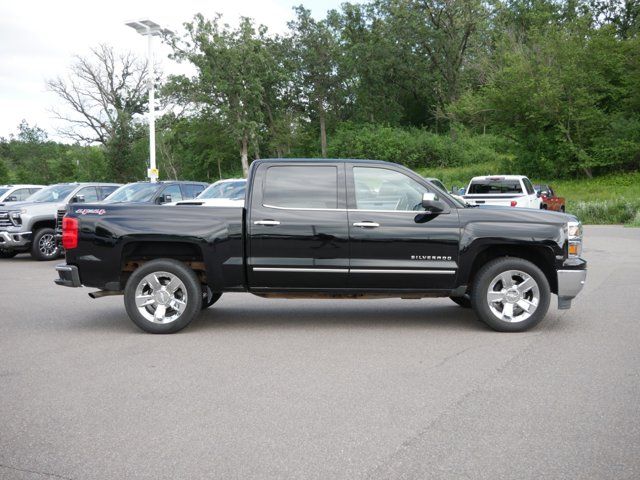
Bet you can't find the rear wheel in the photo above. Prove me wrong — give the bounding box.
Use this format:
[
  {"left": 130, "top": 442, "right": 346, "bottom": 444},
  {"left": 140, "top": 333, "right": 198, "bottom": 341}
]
[
  {"left": 30, "top": 228, "right": 59, "bottom": 261},
  {"left": 124, "top": 259, "right": 202, "bottom": 334},
  {"left": 471, "top": 257, "right": 550, "bottom": 332}
]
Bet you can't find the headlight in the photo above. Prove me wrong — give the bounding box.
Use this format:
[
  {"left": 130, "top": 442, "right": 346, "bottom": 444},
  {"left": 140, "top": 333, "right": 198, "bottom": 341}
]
[
  {"left": 9, "top": 211, "right": 22, "bottom": 226},
  {"left": 567, "top": 220, "right": 583, "bottom": 257}
]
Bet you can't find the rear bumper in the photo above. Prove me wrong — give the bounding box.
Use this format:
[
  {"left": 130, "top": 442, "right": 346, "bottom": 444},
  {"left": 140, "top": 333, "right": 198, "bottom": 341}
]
[
  {"left": 557, "top": 268, "right": 587, "bottom": 309},
  {"left": 0, "top": 230, "right": 32, "bottom": 249},
  {"left": 55, "top": 263, "right": 82, "bottom": 288}
]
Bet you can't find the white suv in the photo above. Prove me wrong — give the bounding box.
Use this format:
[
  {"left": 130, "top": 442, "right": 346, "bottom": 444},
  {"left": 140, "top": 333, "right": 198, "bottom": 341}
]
[
  {"left": 463, "top": 175, "right": 541, "bottom": 209},
  {"left": 0, "top": 185, "right": 44, "bottom": 205}
]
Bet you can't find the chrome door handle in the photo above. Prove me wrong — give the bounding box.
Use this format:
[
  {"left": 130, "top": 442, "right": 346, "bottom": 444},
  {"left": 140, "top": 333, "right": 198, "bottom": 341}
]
[
  {"left": 353, "top": 222, "right": 380, "bottom": 228},
  {"left": 254, "top": 220, "right": 281, "bottom": 226}
]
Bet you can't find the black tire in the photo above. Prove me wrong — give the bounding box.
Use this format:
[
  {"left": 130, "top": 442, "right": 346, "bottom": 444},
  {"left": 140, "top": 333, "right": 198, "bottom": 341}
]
[
  {"left": 30, "top": 228, "right": 60, "bottom": 261},
  {"left": 449, "top": 295, "right": 472, "bottom": 308},
  {"left": 202, "top": 286, "right": 222, "bottom": 309},
  {"left": 560, "top": 205, "right": 565, "bottom": 212},
  {"left": 0, "top": 249, "right": 17, "bottom": 259},
  {"left": 124, "top": 259, "right": 202, "bottom": 334},
  {"left": 471, "top": 257, "right": 550, "bottom": 332}
]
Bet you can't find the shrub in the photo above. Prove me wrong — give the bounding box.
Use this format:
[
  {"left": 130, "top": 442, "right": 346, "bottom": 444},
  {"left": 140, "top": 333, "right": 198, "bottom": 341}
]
[{"left": 568, "top": 198, "right": 640, "bottom": 225}]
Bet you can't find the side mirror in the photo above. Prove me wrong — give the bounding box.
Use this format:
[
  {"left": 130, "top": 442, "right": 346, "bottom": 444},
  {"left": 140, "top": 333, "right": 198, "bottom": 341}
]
[
  {"left": 422, "top": 192, "right": 445, "bottom": 213},
  {"left": 6, "top": 195, "right": 17, "bottom": 202},
  {"left": 158, "top": 194, "right": 172, "bottom": 204},
  {"left": 451, "top": 185, "right": 458, "bottom": 194},
  {"left": 536, "top": 191, "right": 542, "bottom": 198},
  {"left": 72, "top": 195, "right": 85, "bottom": 203}
]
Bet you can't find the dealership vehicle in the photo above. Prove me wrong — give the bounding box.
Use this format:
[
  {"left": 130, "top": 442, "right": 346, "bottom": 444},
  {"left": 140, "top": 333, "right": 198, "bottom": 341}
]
[
  {"left": 535, "top": 184, "right": 566, "bottom": 212},
  {"left": 173, "top": 179, "right": 246, "bottom": 207},
  {"left": 0, "top": 183, "right": 119, "bottom": 260},
  {"left": 56, "top": 159, "right": 586, "bottom": 334},
  {"left": 55, "top": 181, "right": 209, "bottom": 246},
  {"left": 463, "top": 175, "right": 541, "bottom": 209},
  {"left": 0, "top": 184, "right": 44, "bottom": 205}
]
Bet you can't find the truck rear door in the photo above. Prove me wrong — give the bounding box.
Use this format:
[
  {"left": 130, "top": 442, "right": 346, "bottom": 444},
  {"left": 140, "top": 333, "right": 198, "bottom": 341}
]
[{"left": 247, "top": 162, "right": 349, "bottom": 290}]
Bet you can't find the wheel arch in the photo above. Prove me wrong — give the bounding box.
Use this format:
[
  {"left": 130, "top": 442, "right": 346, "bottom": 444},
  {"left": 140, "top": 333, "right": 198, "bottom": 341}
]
[
  {"left": 461, "top": 244, "right": 558, "bottom": 295},
  {"left": 120, "top": 240, "right": 208, "bottom": 289}
]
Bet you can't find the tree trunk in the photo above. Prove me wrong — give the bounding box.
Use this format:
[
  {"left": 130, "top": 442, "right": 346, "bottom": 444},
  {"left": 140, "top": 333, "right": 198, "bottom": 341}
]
[
  {"left": 319, "top": 103, "right": 327, "bottom": 158},
  {"left": 241, "top": 134, "right": 249, "bottom": 178}
]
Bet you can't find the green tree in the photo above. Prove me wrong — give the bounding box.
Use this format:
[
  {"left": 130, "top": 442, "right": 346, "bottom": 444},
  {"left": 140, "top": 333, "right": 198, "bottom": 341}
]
[{"left": 168, "top": 15, "right": 272, "bottom": 176}]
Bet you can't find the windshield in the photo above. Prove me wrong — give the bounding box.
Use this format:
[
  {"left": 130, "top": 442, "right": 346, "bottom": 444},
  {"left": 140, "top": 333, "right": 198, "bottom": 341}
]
[
  {"left": 27, "top": 184, "right": 76, "bottom": 203},
  {"left": 0, "top": 188, "right": 9, "bottom": 197},
  {"left": 468, "top": 179, "right": 523, "bottom": 194},
  {"left": 103, "top": 183, "right": 161, "bottom": 203},
  {"left": 198, "top": 181, "right": 246, "bottom": 200}
]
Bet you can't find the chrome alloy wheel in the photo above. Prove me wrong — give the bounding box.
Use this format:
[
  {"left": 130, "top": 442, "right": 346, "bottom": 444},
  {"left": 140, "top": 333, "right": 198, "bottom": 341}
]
[
  {"left": 134, "top": 271, "right": 188, "bottom": 324},
  {"left": 486, "top": 270, "right": 540, "bottom": 323},
  {"left": 38, "top": 233, "right": 58, "bottom": 257}
]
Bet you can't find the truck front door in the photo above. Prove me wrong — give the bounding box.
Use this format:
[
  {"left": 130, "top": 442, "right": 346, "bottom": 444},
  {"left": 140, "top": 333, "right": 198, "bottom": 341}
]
[
  {"left": 346, "top": 165, "right": 460, "bottom": 291},
  {"left": 247, "top": 162, "right": 349, "bottom": 290}
]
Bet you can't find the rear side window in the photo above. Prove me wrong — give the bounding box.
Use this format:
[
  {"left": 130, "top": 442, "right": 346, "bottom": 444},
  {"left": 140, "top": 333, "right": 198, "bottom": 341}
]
[
  {"left": 522, "top": 178, "right": 535, "bottom": 195},
  {"left": 264, "top": 166, "right": 338, "bottom": 209},
  {"left": 183, "top": 184, "right": 206, "bottom": 199},
  {"left": 468, "top": 179, "right": 523, "bottom": 194}
]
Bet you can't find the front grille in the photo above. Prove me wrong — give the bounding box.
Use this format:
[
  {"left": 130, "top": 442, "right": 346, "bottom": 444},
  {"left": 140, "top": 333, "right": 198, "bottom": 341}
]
[
  {"left": 55, "top": 208, "right": 66, "bottom": 234},
  {"left": 0, "top": 212, "right": 12, "bottom": 229}
]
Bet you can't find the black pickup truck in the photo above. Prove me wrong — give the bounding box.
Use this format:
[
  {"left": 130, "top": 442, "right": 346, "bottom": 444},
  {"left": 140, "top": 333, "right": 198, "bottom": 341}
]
[{"left": 55, "top": 159, "right": 587, "bottom": 333}]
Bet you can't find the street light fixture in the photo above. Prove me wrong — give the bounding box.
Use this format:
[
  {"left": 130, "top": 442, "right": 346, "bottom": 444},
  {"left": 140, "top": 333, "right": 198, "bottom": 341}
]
[{"left": 125, "top": 19, "right": 173, "bottom": 183}]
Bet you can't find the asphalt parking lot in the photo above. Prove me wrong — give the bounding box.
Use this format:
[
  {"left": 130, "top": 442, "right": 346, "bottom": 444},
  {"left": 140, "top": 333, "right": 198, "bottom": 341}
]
[{"left": 1, "top": 225, "right": 639, "bottom": 480}]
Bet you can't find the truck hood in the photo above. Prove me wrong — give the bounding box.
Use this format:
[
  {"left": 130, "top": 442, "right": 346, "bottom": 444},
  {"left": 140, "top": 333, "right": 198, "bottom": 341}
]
[
  {"left": 0, "top": 201, "right": 66, "bottom": 215},
  {"left": 462, "top": 204, "right": 577, "bottom": 224}
]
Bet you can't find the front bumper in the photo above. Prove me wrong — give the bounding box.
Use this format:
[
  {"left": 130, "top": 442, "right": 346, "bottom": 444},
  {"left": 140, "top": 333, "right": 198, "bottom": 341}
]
[
  {"left": 557, "top": 268, "right": 587, "bottom": 309},
  {"left": 0, "top": 230, "right": 32, "bottom": 249},
  {"left": 55, "top": 263, "right": 82, "bottom": 288}
]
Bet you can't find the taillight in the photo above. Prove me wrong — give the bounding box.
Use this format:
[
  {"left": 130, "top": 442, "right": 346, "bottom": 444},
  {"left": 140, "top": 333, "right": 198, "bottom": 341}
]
[
  {"left": 62, "top": 217, "right": 78, "bottom": 250},
  {"left": 510, "top": 201, "right": 518, "bottom": 207}
]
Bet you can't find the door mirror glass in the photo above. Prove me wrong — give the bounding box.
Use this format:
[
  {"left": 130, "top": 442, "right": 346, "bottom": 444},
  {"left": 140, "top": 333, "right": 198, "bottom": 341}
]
[{"left": 422, "top": 192, "right": 445, "bottom": 213}]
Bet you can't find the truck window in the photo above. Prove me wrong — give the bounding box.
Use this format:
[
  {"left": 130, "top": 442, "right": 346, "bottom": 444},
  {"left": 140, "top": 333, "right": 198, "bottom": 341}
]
[
  {"left": 468, "top": 180, "right": 523, "bottom": 194},
  {"left": 264, "top": 166, "right": 337, "bottom": 209},
  {"left": 522, "top": 178, "right": 535, "bottom": 195},
  {"left": 183, "top": 184, "right": 206, "bottom": 199},
  {"left": 76, "top": 187, "right": 99, "bottom": 203},
  {"left": 353, "top": 167, "right": 426, "bottom": 211},
  {"left": 162, "top": 184, "right": 183, "bottom": 202}
]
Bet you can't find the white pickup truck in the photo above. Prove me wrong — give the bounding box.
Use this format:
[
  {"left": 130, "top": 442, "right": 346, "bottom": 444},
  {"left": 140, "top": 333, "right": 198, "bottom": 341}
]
[{"left": 462, "top": 175, "right": 541, "bottom": 209}]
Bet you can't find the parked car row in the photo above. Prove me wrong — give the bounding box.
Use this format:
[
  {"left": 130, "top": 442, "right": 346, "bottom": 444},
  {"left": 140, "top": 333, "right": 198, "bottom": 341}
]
[
  {"left": 426, "top": 176, "right": 566, "bottom": 212},
  {"left": 0, "top": 179, "right": 248, "bottom": 261}
]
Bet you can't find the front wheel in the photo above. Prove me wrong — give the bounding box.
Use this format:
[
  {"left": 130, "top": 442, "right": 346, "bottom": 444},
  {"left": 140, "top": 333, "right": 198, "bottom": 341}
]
[
  {"left": 124, "top": 259, "right": 202, "bottom": 334},
  {"left": 471, "top": 257, "right": 550, "bottom": 332},
  {"left": 31, "top": 228, "right": 60, "bottom": 261}
]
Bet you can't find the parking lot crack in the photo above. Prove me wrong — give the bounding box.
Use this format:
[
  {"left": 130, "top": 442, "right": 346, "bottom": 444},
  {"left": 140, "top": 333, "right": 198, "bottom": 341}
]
[{"left": 0, "top": 463, "right": 74, "bottom": 480}]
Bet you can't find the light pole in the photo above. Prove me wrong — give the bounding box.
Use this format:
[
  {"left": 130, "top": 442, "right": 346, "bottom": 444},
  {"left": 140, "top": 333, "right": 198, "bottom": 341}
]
[{"left": 125, "top": 19, "right": 173, "bottom": 183}]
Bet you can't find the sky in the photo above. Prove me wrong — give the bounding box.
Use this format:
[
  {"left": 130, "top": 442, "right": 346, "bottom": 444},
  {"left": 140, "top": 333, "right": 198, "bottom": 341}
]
[{"left": 0, "top": 0, "right": 346, "bottom": 142}]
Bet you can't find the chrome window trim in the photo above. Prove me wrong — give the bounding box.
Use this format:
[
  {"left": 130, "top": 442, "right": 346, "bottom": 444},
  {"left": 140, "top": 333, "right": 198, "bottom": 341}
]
[
  {"left": 262, "top": 204, "right": 429, "bottom": 214},
  {"left": 262, "top": 204, "right": 347, "bottom": 212}
]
